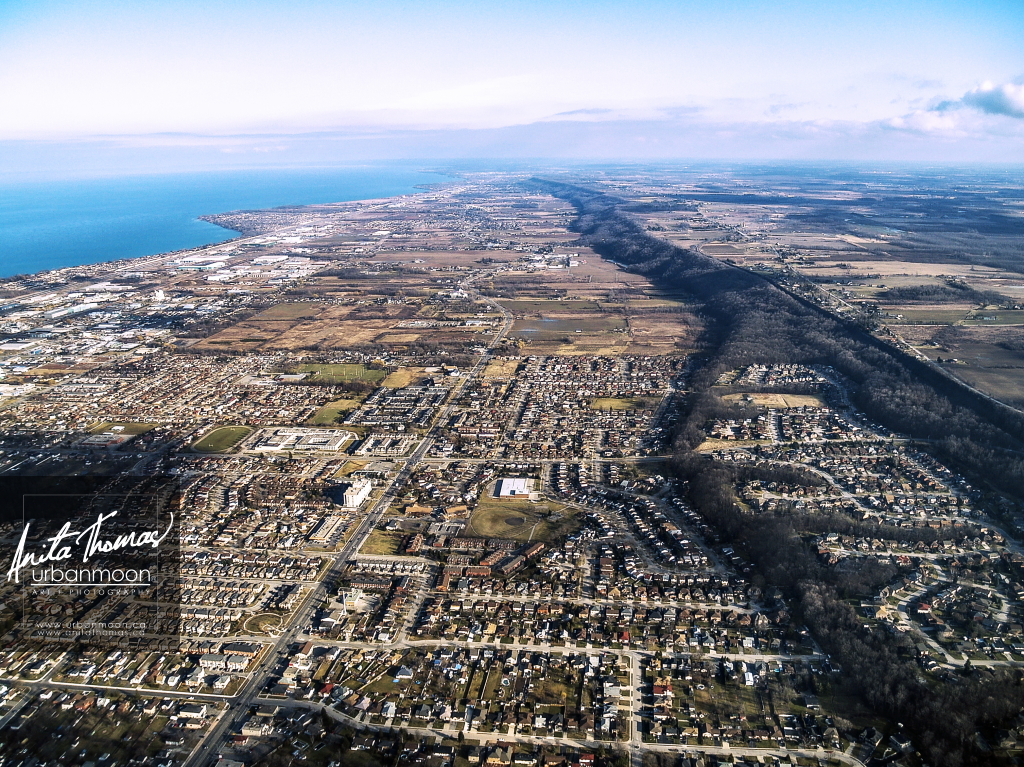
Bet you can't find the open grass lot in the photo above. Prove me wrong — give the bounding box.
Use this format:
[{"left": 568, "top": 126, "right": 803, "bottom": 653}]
[
  {"left": 382, "top": 366, "right": 429, "bottom": 387},
  {"left": 191, "top": 425, "right": 252, "bottom": 453},
  {"left": 243, "top": 612, "right": 284, "bottom": 635},
  {"left": 721, "top": 393, "right": 827, "bottom": 408},
  {"left": 252, "top": 302, "right": 321, "bottom": 320},
  {"left": 24, "top": 361, "right": 98, "bottom": 376},
  {"left": 87, "top": 421, "right": 158, "bottom": 435},
  {"left": 334, "top": 460, "right": 369, "bottom": 477},
  {"left": 297, "top": 363, "right": 386, "bottom": 384},
  {"left": 692, "top": 681, "right": 765, "bottom": 720},
  {"left": 591, "top": 396, "right": 661, "bottom": 410},
  {"left": 467, "top": 497, "right": 577, "bottom": 542},
  {"left": 361, "top": 530, "right": 405, "bottom": 555},
  {"left": 483, "top": 359, "right": 522, "bottom": 378},
  {"left": 375, "top": 332, "right": 424, "bottom": 344},
  {"left": 306, "top": 397, "right": 364, "bottom": 425}
]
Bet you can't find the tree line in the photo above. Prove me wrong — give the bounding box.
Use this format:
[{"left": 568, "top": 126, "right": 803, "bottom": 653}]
[{"left": 529, "top": 178, "right": 1024, "bottom": 765}]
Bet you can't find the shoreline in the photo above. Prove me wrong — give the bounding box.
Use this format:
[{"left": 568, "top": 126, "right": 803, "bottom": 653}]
[{"left": 0, "top": 167, "right": 451, "bottom": 280}]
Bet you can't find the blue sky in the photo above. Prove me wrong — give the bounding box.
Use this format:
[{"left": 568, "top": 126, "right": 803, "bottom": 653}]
[{"left": 1, "top": 0, "right": 1023, "bottom": 168}]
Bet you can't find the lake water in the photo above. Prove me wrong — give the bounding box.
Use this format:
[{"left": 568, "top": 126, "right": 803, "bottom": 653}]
[{"left": 0, "top": 166, "right": 450, "bottom": 278}]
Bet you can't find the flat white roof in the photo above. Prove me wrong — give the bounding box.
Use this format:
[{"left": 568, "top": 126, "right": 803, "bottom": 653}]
[{"left": 496, "top": 477, "right": 532, "bottom": 497}]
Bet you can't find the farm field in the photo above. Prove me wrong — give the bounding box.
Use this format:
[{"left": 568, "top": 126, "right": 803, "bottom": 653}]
[
  {"left": 898, "top": 325, "right": 1024, "bottom": 407},
  {"left": 963, "top": 310, "right": 1024, "bottom": 325},
  {"left": 624, "top": 314, "right": 695, "bottom": 354},
  {"left": 251, "top": 302, "right": 321, "bottom": 321},
  {"left": 947, "top": 366, "right": 1024, "bottom": 408},
  {"left": 511, "top": 316, "right": 626, "bottom": 337},
  {"left": 508, "top": 312, "right": 630, "bottom": 354},
  {"left": 499, "top": 299, "right": 604, "bottom": 313},
  {"left": 886, "top": 308, "right": 971, "bottom": 324}
]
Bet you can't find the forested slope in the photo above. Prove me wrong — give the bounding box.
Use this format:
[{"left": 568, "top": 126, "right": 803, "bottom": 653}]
[
  {"left": 530, "top": 178, "right": 1024, "bottom": 767},
  {"left": 531, "top": 178, "right": 1024, "bottom": 496}
]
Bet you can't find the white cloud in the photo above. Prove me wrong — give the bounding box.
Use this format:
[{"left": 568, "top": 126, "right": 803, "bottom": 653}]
[
  {"left": 961, "top": 80, "right": 1024, "bottom": 118},
  {"left": 927, "top": 78, "right": 1024, "bottom": 120},
  {"left": 882, "top": 77, "right": 1024, "bottom": 140},
  {"left": 885, "top": 110, "right": 963, "bottom": 134}
]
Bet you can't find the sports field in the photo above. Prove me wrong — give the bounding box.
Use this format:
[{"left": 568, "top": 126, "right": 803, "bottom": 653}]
[
  {"left": 297, "top": 363, "right": 386, "bottom": 385},
  {"left": 192, "top": 426, "right": 252, "bottom": 452}
]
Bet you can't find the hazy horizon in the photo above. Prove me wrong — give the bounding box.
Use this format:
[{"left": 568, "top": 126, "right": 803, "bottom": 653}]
[{"left": 2, "top": 0, "right": 1023, "bottom": 176}]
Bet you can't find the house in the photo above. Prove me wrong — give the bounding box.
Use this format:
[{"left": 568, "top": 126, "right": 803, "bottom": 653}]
[
  {"left": 352, "top": 735, "right": 377, "bottom": 751},
  {"left": 178, "top": 703, "right": 208, "bottom": 719},
  {"left": 486, "top": 746, "right": 514, "bottom": 766},
  {"left": 241, "top": 718, "right": 271, "bottom": 737}
]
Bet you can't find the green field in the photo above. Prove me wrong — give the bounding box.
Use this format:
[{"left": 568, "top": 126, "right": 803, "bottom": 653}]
[
  {"left": 467, "top": 497, "right": 577, "bottom": 542},
  {"left": 590, "top": 396, "right": 660, "bottom": 411},
  {"left": 191, "top": 426, "right": 252, "bottom": 453},
  {"left": 499, "top": 300, "right": 604, "bottom": 313},
  {"left": 963, "top": 310, "right": 1024, "bottom": 325},
  {"left": 510, "top": 316, "right": 626, "bottom": 340},
  {"left": 88, "top": 421, "right": 158, "bottom": 435},
  {"left": 307, "top": 398, "right": 365, "bottom": 425},
  {"left": 885, "top": 308, "right": 969, "bottom": 324},
  {"left": 297, "top": 363, "right": 387, "bottom": 385}
]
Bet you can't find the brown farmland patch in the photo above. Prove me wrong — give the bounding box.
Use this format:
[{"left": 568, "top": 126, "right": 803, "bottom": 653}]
[
  {"left": 375, "top": 332, "right": 423, "bottom": 344},
  {"left": 722, "top": 393, "right": 827, "bottom": 408},
  {"left": 252, "top": 302, "right": 321, "bottom": 321},
  {"left": 625, "top": 315, "right": 695, "bottom": 355}
]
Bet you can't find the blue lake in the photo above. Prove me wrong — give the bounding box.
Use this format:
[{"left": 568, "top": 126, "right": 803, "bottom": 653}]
[{"left": 0, "top": 166, "right": 450, "bottom": 278}]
